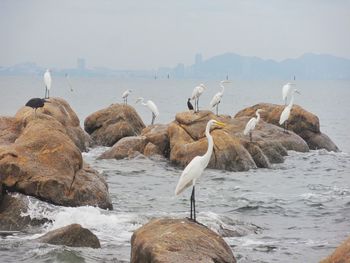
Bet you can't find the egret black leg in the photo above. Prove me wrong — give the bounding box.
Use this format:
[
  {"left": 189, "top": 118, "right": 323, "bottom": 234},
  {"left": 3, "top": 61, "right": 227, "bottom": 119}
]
[
  {"left": 193, "top": 186, "right": 196, "bottom": 222},
  {"left": 190, "top": 190, "right": 193, "bottom": 220},
  {"left": 216, "top": 103, "right": 219, "bottom": 116},
  {"left": 48, "top": 89, "right": 50, "bottom": 99},
  {"left": 151, "top": 113, "right": 155, "bottom": 125},
  {"left": 197, "top": 98, "right": 200, "bottom": 112},
  {"left": 45, "top": 88, "right": 47, "bottom": 99},
  {"left": 126, "top": 97, "right": 128, "bottom": 105}
]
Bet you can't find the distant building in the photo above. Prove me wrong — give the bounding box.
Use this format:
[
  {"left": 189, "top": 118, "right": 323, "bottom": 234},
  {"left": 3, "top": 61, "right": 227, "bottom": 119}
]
[
  {"left": 174, "top": 63, "right": 185, "bottom": 78},
  {"left": 195, "top": 53, "right": 202, "bottom": 65},
  {"left": 77, "top": 58, "right": 86, "bottom": 70}
]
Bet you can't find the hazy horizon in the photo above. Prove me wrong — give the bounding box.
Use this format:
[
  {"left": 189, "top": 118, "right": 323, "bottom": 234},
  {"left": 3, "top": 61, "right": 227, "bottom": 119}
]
[{"left": 1, "top": 0, "right": 350, "bottom": 70}]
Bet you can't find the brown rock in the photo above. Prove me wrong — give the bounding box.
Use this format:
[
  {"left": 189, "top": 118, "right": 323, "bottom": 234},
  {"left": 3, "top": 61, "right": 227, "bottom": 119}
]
[
  {"left": 16, "top": 97, "right": 91, "bottom": 152},
  {"left": 141, "top": 124, "right": 170, "bottom": 157},
  {"left": 37, "top": 223, "right": 101, "bottom": 248},
  {"left": 168, "top": 111, "right": 308, "bottom": 171},
  {"left": 143, "top": 142, "right": 163, "bottom": 157},
  {"left": 0, "top": 193, "right": 48, "bottom": 231},
  {"left": 320, "top": 236, "right": 350, "bottom": 263},
  {"left": 0, "top": 117, "right": 21, "bottom": 145},
  {"left": 0, "top": 102, "right": 112, "bottom": 209},
  {"left": 84, "top": 104, "right": 145, "bottom": 146},
  {"left": 130, "top": 218, "right": 236, "bottom": 263},
  {"left": 99, "top": 136, "right": 148, "bottom": 160},
  {"left": 235, "top": 103, "right": 339, "bottom": 152}
]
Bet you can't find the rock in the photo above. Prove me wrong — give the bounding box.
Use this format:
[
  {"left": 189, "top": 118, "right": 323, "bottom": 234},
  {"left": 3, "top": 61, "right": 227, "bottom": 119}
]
[
  {"left": 37, "top": 224, "right": 101, "bottom": 248},
  {"left": 141, "top": 124, "right": 170, "bottom": 157},
  {"left": 235, "top": 103, "right": 339, "bottom": 152},
  {"left": 84, "top": 104, "right": 145, "bottom": 146},
  {"left": 168, "top": 111, "right": 308, "bottom": 171},
  {"left": 0, "top": 193, "right": 48, "bottom": 231},
  {"left": 99, "top": 136, "right": 148, "bottom": 160},
  {"left": 320, "top": 236, "right": 350, "bottom": 263},
  {"left": 15, "top": 97, "right": 91, "bottom": 152},
  {"left": 0, "top": 99, "right": 112, "bottom": 209},
  {"left": 130, "top": 218, "right": 236, "bottom": 263},
  {"left": 0, "top": 117, "right": 21, "bottom": 145}
]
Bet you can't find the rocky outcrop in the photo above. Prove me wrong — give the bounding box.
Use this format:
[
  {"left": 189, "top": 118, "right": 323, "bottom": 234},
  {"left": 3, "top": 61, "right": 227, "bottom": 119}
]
[
  {"left": 130, "top": 218, "right": 236, "bottom": 263},
  {"left": 235, "top": 103, "right": 339, "bottom": 152},
  {"left": 99, "top": 124, "right": 169, "bottom": 160},
  {"left": 15, "top": 97, "right": 91, "bottom": 152},
  {"left": 0, "top": 193, "right": 48, "bottom": 231},
  {"left": 0, "top": 98, "right": 112, "bottom": 209},
  {"left": 168, "top": 111, "right": 308, "bottom": 171},
  {"left": 37, "top": 224, "right": 101, "bottom": 248},
  {"left": 84, "top": 104, "right": 145, "bottom": 146},
  {"left": 320, "top": 237, "right": 350, "bottom": 263}
]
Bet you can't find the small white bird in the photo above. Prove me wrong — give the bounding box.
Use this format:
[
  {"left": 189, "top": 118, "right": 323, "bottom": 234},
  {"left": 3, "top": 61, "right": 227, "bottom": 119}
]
[
  {"left": 244, "top": 109, "right": 263, "bottom": 142},
  {"left": 209, "top": 80, "right": 231, "bottom": 115},
  {"left": 191, "top": 83, "right": 206, "bottom": 112},
  {"left": 122, "top": 89, "right": 132, "bottom": 105},
  {"left": 282, "top": 82, "right": 295, "bottom": 105},
  {"left": 136, "top": 97, "right": 159, "bottom": 125},
  {"left": 175, "top": 119, "right": 225, "bottom": 222},
  {"left": 279, "top": 88, "right": 300, "bottom": 133},
  {"left": 44, "top": 69, "right": 52, "bottom": 98}
]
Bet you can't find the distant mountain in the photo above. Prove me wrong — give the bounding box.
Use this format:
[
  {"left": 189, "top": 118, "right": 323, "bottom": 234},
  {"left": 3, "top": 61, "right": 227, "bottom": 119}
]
[{"left": 188, "top": 53, "right": 350, "bottom": 80}]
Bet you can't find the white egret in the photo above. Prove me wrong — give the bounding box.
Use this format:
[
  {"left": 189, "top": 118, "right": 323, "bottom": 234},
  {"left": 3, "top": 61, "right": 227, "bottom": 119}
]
[
  {"left": 122, "top": 89, "right": 132, "bottom": 105},
  {"left": 136, "top": 97, "right": 159, "bottom": 125},
  {"left": 187, "top": 98, "right": 194, "bottom": 110},
  {"left": 175, "top": 119, "right": 225, "bottom": 222},
  {"left": 209, "top": 80, "right": 231, "bottom": 115},
  {"left": 282, "top": 82, "right": 295, "bottom": 105},
  {"left": 191, "top": 83, "right": 206, "bottom": 112},
  {"left": 243, "top": 109, "right": 263, "bottom": 142},
  {"left": 44, "top": 69, "right": 52, "bottom": 99},
  {"left": 279, "top": 89, "right": 300, "bottom": 133}
]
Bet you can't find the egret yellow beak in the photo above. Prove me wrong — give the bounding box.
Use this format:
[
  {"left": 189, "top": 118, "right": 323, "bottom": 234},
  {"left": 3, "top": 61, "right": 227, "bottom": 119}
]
[{"left": 214, "top": 121, "right": 226, "bottom": 127}]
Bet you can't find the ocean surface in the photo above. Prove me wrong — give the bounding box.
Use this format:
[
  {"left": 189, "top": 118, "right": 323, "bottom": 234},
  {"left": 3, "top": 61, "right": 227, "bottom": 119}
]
[{"left": 0, "top": 76, "right": 350, "bottom": 263}]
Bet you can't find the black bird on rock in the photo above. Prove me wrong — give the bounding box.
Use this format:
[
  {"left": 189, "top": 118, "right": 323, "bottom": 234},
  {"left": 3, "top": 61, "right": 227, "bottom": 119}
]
[
  {"left": 25, "top": 98, "right": 49, "bottom": 116},
  {"left": 187, "top": 98, "right": 194, "bottom": 111}
]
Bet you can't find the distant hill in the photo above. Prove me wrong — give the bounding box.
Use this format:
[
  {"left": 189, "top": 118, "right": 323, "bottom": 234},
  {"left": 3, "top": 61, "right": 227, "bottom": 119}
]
[
  {"left": 188, "top": 53, "right": 350, "bottom": 80},
  {"left": 1, "top": 53, "right": 349, "bottom": 79}
]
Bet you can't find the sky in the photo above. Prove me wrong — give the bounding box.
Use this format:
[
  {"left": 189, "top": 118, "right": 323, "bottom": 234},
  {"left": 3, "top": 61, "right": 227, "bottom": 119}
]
[{"left": 0, "top": 0, "right": 349, "bottom": 70}]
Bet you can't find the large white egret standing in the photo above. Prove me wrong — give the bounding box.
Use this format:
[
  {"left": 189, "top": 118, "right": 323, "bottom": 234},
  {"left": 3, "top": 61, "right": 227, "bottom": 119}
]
[
  {"left": 243, "top": 109, "right": 263, "bottom": 142},
  {"left": 209, "top": 80, "right": 231, "bottom": 115},
  {"left": 122, "top": 89, "right": 132, "bottom": 105},
  {"left": 44, "top": 69, "right": 52, "bottom": 99},
  {"left": 282, "top": 82, "right": 295, "bottom": 105},
  {"left": 191, "top": 83, "right": 206, "bottom": 112},
  {"left": 136, "top": 97, "right": 159, "bottom": 125},
  {"left": 279, "top": 89, "right": 300, "bottom": 133},
  {"left": 175, "top": 119, "right": 225, "bottom": 222}
]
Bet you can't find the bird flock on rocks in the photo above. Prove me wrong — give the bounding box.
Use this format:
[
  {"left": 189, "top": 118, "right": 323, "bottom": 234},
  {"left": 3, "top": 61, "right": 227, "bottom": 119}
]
[{"left": 24, "top": 70, "right": 300, "bottom": 223}]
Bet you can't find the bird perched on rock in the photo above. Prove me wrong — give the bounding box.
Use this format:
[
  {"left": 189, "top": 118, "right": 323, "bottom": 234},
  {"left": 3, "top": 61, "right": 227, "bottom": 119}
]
[
  {"left": 187, "top": 98, "right": 194, "bottom": 110},
  {"left": 175, "top": 119, "right": 225, "bottom": 222},
  {"left": 209, "top": 80, "right": 230, "bottom": 116},
  {"left": 244, "top": 109, "right": 263, "bottom": 142},
  {"left": 44, "top": 69, "right": 52, "bottom": 99},
  {"left": 191, "top": 83, "right": 206, "bottom": 113},
  {"left": 279, "top": 89, "right": 300, "bottom": 133},
  {"left": 136, "top": 97, "right": 159, "bottom": 125},
  {"left": 122, "top": 89, "right": 132, "bottom": 105},
  {"left": 25, "top": 98, "right": 49, "bottom": 116}
]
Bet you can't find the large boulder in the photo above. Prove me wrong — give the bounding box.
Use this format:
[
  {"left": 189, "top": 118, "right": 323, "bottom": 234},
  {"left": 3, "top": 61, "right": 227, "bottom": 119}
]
[
  {"left": 0, "top": 98, "right": 112, "bottom": 209},
  {"left": 0, "top": 193, "right": 48, "bottom": 231},
  {"left": 84, "top": 104, "right": 145, "bottom": 146},
  {"left": 130, "top": 218, "right": 236, "bottom": 263},
  {"left": 168, "top": 111, "right": 308, "bottom": 171},
  {"left": 99, "top": 124, "right": 170, "bottom": 160},
  {"left": 235, "top": 103, "right": 339, "bottom": 152},
  {"left": 37, "top": 224, "right": 101, "bottom": 248},
  {"left": 320, "top": 237, "right": 350, "bottom": 263},
  {"left": 16, "top": 97, "right": 91, "bottom": 152}
]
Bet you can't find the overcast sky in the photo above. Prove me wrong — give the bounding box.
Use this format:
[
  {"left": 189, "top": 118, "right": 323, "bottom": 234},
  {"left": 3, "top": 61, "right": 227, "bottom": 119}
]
[{"left": 1, "top": 0, "right": 349, "bottom": 69}]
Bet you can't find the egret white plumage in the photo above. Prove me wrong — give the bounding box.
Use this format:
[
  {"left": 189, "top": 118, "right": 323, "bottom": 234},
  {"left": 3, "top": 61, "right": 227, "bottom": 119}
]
[
  {"left": 209, "top": 80, "right": 231, "bottom": 115},
  {"left": 187, "top": 98, "right": 194, "bottom": 110},
  {"left": 44, "top": 69, "right": 52, "bottom": 99},
  {"left": 282, "top": 82, "right": 295, "bottom": 105},
  {"left": 279, "top": 89, "right": 300, "bottom": 133},
  {"left": 175, "top": 119, "right": 225, "bottom": 222},
  {"left": 191, "top": 83, "right": 206, "bottom": 112},
  {"left": 122, "top": 89, "right": 132, "bottom": 105},
  {"left": 136, "top": 97, "right": 159, "bottom": 125},
  {"left": 243, "top": 109, "right": 263, "bottom": 142}
]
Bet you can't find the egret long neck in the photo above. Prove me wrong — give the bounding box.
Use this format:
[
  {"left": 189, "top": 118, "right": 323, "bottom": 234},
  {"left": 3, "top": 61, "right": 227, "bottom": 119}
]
[
  {"left": 220, "top": 84, "right": 225, "bottom": 94},
  {"left": 256, "top": 111, "right": 261, "bottom": 122},
  {"left": 288, "top": 93, "right": 295, "bottom": 109},
  {"left": 203, "top": 124, "right": 214, "bottom": 164}
]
